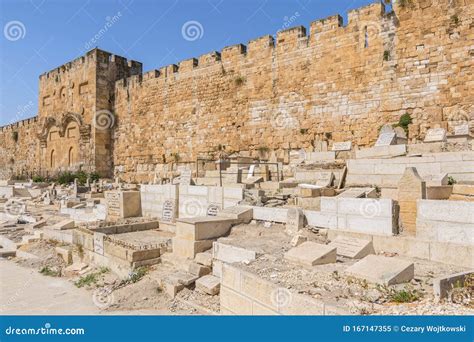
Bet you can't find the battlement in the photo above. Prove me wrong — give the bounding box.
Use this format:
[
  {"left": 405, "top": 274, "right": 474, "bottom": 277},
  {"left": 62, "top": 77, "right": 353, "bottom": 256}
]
[
  {"left": 39, "top": 49, "right": 142, "bottom": 82},
  {"left": 113, "top": 0, "right": 465, "bottom": 91},
  {"left": 0, "top": 116, "right": 38, "bottom": 131}
]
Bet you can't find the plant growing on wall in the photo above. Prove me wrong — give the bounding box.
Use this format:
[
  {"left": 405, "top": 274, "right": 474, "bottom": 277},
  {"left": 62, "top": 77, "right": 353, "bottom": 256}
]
[
  {"left": 171, "top": 152, "right": 180, "bottom": 163},
  {"left": 234, "top": 76, "right": 246, "bottom": 86},
  {"left": 392, "top": 113, "right": 412, "bottom": 135},
  {"left": 12, "top": 131, "right": 18, "bottom": 142}
]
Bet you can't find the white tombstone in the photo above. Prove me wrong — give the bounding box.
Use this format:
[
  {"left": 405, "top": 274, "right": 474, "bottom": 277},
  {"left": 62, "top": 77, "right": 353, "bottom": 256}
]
[
  {"left": 93, "top": 232, "right": 105, "bottom": 255},
  {"left": 332, "top": 141, "right": 352, "bottom": 151},
  {"left": 180, "top": 169, "right": 193, "bottom": 185},
  {"left": 454, "top": 124, "right": 469, "bottom": 136},
  {"left": 286, "top": 207, "right": 304, "bottom": 235},
  {"left": 375, "top": 132, "right": 397, "bottom": 146},
  {"left": 424, "top": 128, "right": 447, "bottom": 142},
  {"left": 162, "top": 200, "right": 176, "bottom": 222}
]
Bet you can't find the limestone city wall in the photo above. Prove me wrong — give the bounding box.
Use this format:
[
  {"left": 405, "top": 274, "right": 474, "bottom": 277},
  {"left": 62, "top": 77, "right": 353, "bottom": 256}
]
[
  {"left": 112, "top": 0, "right": 474, "bottom": 181},
  {"left": 1, "top": 0, "right": 473, "bottom": 181}
]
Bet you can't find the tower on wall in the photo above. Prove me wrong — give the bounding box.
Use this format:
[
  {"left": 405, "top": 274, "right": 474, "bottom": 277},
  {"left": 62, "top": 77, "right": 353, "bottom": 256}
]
[{"left": 36, "top": 49, "right": 142, "bottom": 177}]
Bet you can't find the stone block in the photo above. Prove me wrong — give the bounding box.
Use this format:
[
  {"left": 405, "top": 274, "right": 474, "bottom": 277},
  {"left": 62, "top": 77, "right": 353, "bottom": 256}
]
[
  {"left": 213, "top": 241, "right": 257, "bottom": 264},
  {"left": 344, "top": 255, "right": 414, "bottom": 285},
  {"left": 284, "top": 241, "right": 336, "bottom": 266},
  {"left": 105, "top": 190, "right": 141, "bottom": 220},
  {"left": 252, "top": 206, "right": 288, "bottom": 223},
  {"left": 417, "top": 200, "right": 474, "bottom": 224},
  {"left": 285, "top": 207, "right": 304, "bottom": 235},
  {"left": 355, "top": 145, "right": 407, "bottom": 159},
  {"left": 426, "top": 186, "right": 452, "bottom": 200},
  {"left": 220, "top": 286, "right": 253, "bottom": 315},
  {"left": 217, "top": 206, "right": 253, "bottom": 224},
  {"left": 212, "top": 260, "right": 223, "bottom": 278},
  {"left": 175, "top": 217, "right": 235, "bottom": 241},
  {"left": 195, "top": 251, "right": 213, "bottom": 267},
  {"left": 162, "top": 279, "right": 185, "bottom": 298},
  {"left": 172, "top": 238, "right": 213, "bottom": 259},
  {"left": 433, "top": 270, "right": 474, "bottom": 299},
  {"left": 196, "top": 274, "right": 221, "bottom": 295},
  {"left": 240, "top": 270, "right": 278, "bottom": 311},
  {"left": 166, "top": 271, "right": 198, "bottom": 286},
  {"left": 452, "top": 184, "right": 474, "bottom": 196},
  {"left": 290, "top": 234, "right": 307, "bottom": 247},
  {"left": 55, "top": 246, "right": 73, "bottom": 264},
  {"left": 0, "top": 248, "right": 16, "bottom": 258},
  {"left": 398, "top": 167, "right": 426, "bottom": 235},
  {"left": 188, "top": 262, "right": 211, "bottom": 277},
  {"left": 328, "top": 235, "right": 374, "bottom": 259},
  {"left": 52, "top": 219, "right": 75, "bottom": 230}
]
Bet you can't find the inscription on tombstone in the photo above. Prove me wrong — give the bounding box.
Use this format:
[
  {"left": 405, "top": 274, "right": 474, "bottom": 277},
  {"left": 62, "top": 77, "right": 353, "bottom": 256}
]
[
  {"left": 332, "top": 141, "right": 352, "bottom": 151},
  {"left": 93, "top": 232, "right": 105, "bottom": 255},
  {"left": 162, "top": 200, "right": 175, "bottom": 222},
  {"left": 180, "top": 169, "right": 192, "bottom": 185},
  {"left": 105, "top": 192, "right": 121, "bottom": 218},
  {"left": 207, "top": 204, "right": 220, "bottom": 216},
  {"left": 424, "top": 128, "right": 447, "bottom": 142},
  {"left": 454, "top": 124, "right": 469, "bottom": 136}
]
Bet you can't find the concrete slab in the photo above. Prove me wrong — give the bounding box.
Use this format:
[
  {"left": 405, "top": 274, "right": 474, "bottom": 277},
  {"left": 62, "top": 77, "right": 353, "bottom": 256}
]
[
  {"left": 345, "top": 255, "right": 414, "bottom": 285},
  {"left": 284, "top": 241, "right": 336, "bottom": 266},
  {"left": 328, "top": 236, "right": 374, "bottom": 259},
  {"left": 195, "top": 274, "right": 221, "bottom": 295}
]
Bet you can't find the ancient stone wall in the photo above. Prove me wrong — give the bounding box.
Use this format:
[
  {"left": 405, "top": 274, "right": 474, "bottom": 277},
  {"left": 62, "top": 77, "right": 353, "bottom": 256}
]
[
  {"left": 1, "top": 0, "right": 473, "bottom": 181},
  {"left": 112, "top": 0, "right": 474, "bottom": 182},
  {"left": 1, "top": 49, "right": 141, "bottom": 178},
  {"left": 0, "top": 117, "right": 39, "bottom": 179}
]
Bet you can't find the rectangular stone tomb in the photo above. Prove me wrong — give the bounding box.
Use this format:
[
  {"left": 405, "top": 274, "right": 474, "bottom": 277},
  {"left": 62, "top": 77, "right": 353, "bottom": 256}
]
[
  {"left": 344, "top": 255, "right": 414, "bottom": 285},
  {"left": 328, "top": 236, "right": 374, "bottom": 259},
  {"left": 105, "top": 190, "right": 141, "bottom": 219},
  {"left": 284, "top": 241, "right": 336, "bottom": 266}
]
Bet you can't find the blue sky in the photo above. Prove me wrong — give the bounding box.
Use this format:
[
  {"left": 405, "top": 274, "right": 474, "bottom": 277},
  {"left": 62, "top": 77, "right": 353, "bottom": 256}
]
[{"left": 0, "top": 0, "right": 378, "bottom": 126}]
